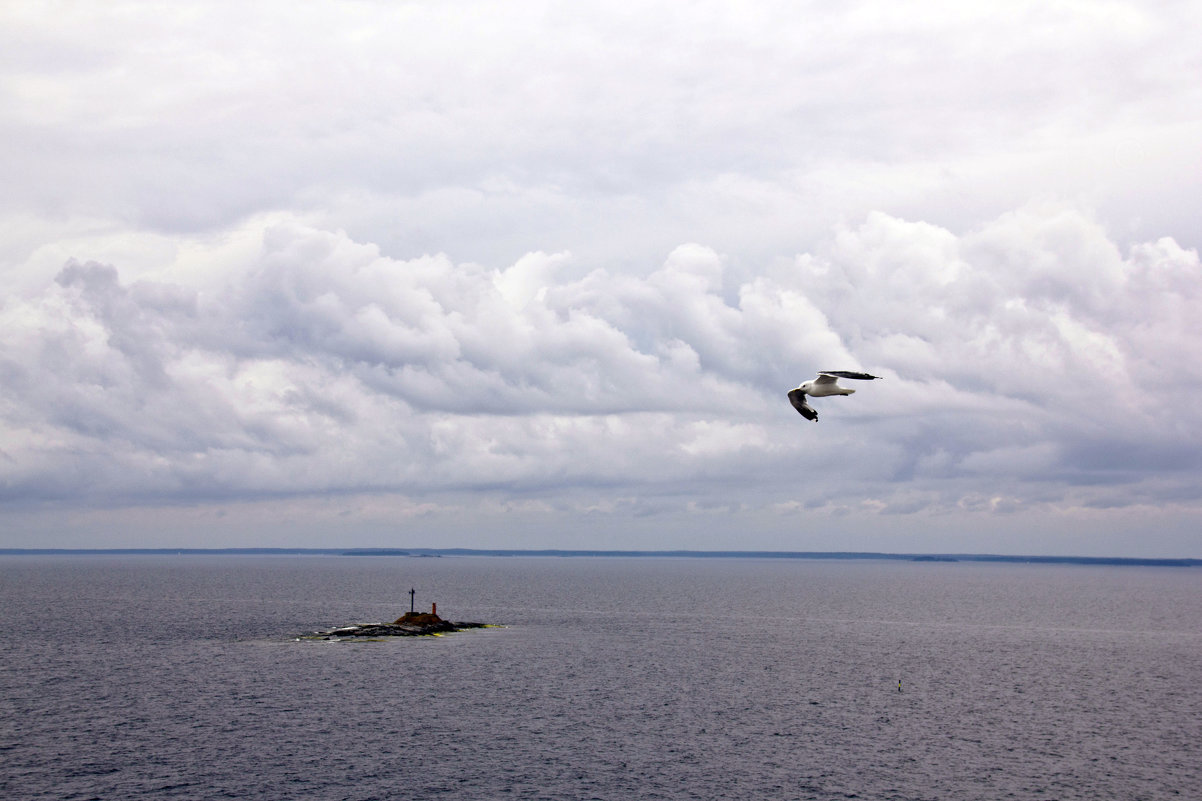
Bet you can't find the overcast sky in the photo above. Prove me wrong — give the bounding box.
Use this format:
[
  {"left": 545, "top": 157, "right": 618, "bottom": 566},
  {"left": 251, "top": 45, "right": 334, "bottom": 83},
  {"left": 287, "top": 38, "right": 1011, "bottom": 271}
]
[{"left": 3, "top": 1, "right": 1201, "bottom": 555}]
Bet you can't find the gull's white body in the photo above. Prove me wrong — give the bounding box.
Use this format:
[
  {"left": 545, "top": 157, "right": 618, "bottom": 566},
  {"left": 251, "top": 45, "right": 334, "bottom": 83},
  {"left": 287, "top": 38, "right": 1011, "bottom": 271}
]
[{"left": 788, "top": 370, "right": 881, "bottom": 422}]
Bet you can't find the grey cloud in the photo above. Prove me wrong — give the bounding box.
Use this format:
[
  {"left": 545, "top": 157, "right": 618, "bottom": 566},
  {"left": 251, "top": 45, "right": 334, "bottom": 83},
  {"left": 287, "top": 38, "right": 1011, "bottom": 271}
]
[{"left": 2, "top": 209, "right": 1200, "bottom": 531}]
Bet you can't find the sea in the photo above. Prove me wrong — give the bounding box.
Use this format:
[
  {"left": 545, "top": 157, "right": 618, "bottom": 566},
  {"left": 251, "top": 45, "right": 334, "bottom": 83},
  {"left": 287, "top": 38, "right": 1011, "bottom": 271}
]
[{"left": 1, "top": 554, "right": 1200, "bottom": 800}]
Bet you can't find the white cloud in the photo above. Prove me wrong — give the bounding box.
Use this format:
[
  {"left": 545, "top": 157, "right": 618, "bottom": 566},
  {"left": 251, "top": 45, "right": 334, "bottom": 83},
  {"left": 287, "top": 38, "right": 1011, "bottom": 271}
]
[
  {"left": 3, "top": 2, "right": 1199, "bottom": 256},
  {"left": 2, "top": 208, "right": 1200, "bottom": 554}
]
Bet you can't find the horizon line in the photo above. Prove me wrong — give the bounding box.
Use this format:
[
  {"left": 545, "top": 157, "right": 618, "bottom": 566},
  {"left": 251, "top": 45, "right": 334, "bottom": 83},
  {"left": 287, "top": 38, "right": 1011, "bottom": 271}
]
[{"left": 1, "top": 547, "right": 1197, "bottom": 567}]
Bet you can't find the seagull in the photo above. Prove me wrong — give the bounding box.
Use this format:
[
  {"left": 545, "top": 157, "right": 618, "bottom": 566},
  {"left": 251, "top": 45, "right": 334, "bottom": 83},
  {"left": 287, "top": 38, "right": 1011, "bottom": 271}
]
[{"left": 788, "top": 370, "right": 882, "bottom": 422}]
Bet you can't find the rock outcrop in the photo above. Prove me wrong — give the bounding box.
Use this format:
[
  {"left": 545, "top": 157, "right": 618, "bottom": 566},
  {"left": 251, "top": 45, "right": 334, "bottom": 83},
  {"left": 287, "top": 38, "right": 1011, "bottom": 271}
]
[{"left": 299, "top": 611, "right": 489, "bottom": 639}]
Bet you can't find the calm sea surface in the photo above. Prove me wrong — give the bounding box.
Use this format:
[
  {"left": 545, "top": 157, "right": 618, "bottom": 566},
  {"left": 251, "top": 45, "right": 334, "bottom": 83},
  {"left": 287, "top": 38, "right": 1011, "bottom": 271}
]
[{"left": 2, "top": 555, "right": 1200, "bottom": 800}]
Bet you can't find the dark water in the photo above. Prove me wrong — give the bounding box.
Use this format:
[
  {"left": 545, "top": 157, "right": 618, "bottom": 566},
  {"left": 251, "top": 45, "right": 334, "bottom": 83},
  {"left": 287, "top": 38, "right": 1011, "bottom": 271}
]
[{"left": 2, "top": 555, "right": 1200, "bottom": 800}]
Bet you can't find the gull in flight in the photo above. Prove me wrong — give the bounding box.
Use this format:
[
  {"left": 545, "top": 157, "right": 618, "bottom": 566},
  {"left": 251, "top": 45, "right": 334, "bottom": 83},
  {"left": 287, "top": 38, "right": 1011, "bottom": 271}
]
[{"left": 788, "top": 371, "right": 882, "bottom": 422}]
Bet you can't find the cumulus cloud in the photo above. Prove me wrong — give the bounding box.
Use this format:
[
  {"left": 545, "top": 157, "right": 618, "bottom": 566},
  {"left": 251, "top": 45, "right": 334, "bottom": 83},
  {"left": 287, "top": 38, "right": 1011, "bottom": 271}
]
[{"left": 2, "top": 208, "right": 1200, "bottom": 550}]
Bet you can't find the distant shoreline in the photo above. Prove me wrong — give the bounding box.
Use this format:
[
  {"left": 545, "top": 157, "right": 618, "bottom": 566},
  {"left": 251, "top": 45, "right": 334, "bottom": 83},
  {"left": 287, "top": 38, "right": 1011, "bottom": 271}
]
[{"left": 0, "top": 547, "right": 1197, "bottom": 567}]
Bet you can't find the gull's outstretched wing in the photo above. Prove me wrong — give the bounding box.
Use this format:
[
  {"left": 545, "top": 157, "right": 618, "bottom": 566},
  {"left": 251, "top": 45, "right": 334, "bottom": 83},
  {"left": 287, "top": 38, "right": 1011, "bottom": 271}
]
[
  {"left": 787, "top": 388, "right": 818, "bottom": 421},
  {"left": 818, "top": 370, "right": 881, "bottom": 381}
]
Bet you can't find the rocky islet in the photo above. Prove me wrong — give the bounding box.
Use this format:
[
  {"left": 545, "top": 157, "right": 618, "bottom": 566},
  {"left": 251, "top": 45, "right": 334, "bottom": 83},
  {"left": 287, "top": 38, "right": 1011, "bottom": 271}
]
[{"left": 300, "top": 609, "right": 490, "bottom": 640}]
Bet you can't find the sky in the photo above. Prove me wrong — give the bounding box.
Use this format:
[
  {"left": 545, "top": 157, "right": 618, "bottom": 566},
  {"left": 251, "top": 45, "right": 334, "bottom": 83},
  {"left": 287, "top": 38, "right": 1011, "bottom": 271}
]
[{"left": 2, "top": 1, "right": 1201, "bottom": 556}]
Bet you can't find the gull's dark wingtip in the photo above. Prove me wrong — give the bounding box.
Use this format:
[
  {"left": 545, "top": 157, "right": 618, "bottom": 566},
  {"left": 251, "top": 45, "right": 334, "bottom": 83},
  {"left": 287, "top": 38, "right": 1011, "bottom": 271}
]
[
  {"left": 787, "top": 388, "right": 819, "bottom": 421},
  {"left": 819, "top": 370, "right": 882, "bottom": 381}
]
